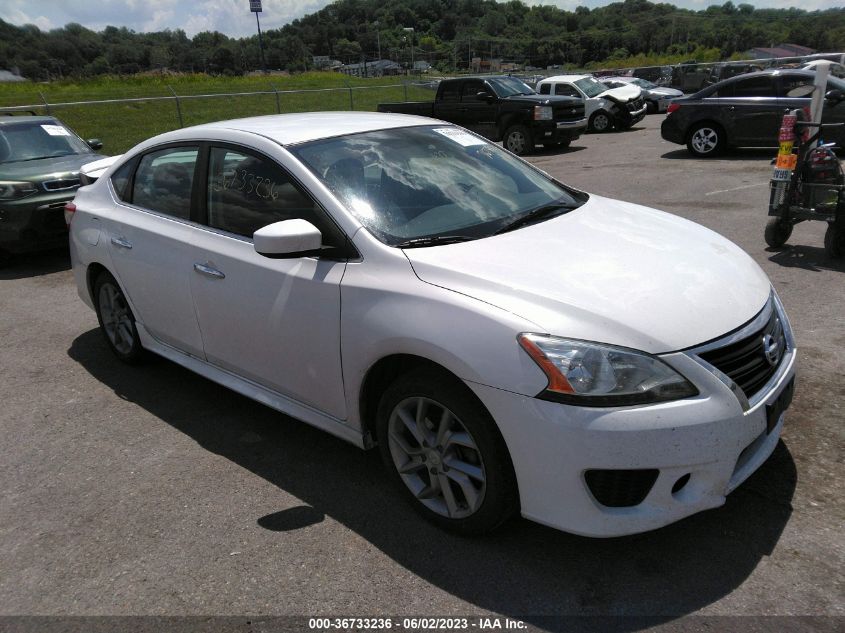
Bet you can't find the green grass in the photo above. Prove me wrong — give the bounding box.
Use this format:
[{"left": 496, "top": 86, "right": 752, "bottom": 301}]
[{"left": 0, "top": 72, "right": 434, "bottom": 154}]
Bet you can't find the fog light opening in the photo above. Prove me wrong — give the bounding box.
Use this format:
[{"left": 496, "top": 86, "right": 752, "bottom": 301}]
[{"left": 672, "top": 473, "right": 691, "bottom": 496}]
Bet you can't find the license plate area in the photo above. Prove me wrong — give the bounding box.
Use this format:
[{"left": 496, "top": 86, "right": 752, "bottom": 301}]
[{"left": 766, "top": 377, "right": 795, "bottom": 434}]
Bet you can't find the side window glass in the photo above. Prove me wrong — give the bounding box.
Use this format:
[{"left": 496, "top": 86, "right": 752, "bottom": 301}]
[
  {"left": 539, "top": 83, "right": 551, "bottom": 95},
  {"left": 555, "top": 84, "right": 579, "bottom": 98},
  {"left": 461, "top": 81, "right": 485, "bottom": 101},
  {"left": 780, "top": 76, "right": 815, "bottom": 98},
  {"left": 110, "top": 160, "right": 134, "bottom": 201},
  {"left": 207, "top": 147, "right": 331, "bottom": 243},
  {"left": 710, "top": 83, "right": 734, "bottom": 98},
  {"left": 132, "top": 147, "right": 198, "bottom": 220},
  {"left": 440, "top": 83, "right": 459, "bottom": 102},
  {"left": 733, "top": 77, "right": 773, "bottom": 98}
]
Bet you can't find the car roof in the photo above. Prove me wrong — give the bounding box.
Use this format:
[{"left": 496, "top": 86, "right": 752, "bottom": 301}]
[
  {"left": 177, "top": 111, "right": 444, "bottom": 146},
  {"left": 539, "top": 75, "right": 592, "bottom": 82},
  {"left": 0, "top": 115, "right": 57, "bottom": 126}
]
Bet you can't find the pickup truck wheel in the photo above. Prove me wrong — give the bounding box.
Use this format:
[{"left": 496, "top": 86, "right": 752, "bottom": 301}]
[
  {"left": 687, "top": 122, "right": 725, "bottom": 157},
  {"left": 589, "top": 111, "right": 612, "bottom": 133},
  {"left": 824, "top": 221, "right": 845, "bottom": 258},
  {"left": 764, "top": 218, "right": 793, "bottom": 248},
  {"left": 503, "top": 125, "right": 533, "bottom": 156}
]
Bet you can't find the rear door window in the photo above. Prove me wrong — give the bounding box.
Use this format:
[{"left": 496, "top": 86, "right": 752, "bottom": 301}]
[
  {"left": 131, "top": 147, "right": 198, "bottom": 220},
  {"left": 732, "top": 77, "right": 775, "bottom": 97}
]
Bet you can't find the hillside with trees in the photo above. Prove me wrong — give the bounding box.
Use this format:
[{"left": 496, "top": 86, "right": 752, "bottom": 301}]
[{"left": 1, "top": 0, "right": 844, "bottom": 80}]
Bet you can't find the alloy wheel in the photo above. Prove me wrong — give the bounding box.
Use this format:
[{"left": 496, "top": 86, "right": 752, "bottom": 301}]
[
  {"left": 691, "top": 127, "right": 719, "bottom": 154},
  {"left": 387, "top": 396, "right": 487, "bottom": 519},
  {"left": 506, "top": 130, "right": 526, "bottom": 154},
  {"left": 98, "top": 282, "right": 135, "bottom": 355}
]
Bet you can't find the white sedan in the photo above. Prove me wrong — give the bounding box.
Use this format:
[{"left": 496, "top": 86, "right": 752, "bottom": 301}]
[{"left": 68, "top": 112, "right": 796, "bottom": 537}]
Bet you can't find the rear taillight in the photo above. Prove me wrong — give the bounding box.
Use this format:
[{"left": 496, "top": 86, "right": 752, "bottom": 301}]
[
  {"left": 666, "top": 102, "right": 681, "bottom": 114},
  {"left": 64, "top": 202, "right": 76, "bottom": 226}
]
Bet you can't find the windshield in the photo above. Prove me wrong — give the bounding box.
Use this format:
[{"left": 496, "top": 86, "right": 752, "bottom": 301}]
[
  {"left": 487, "top": 77, "right": 535, "bottom": 97},
  {"left": 0, "top": 120, "right": 91, "bottom": 164},
  {"left": 574, "top": 77, "right": 609, "bottom": 98},
  {"left": 291, "top": 126, "right": 585, "bottom": 246},
  {"left": 631, "top": 78, "right": 656, "bottom": 89}
]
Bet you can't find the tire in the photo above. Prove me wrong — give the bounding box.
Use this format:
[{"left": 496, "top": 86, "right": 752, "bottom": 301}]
[
  {"left": 376, "top": 367, "right": 519, "bottom": 535},
  {"left": 93, "top": 270, "right": 145, "bottom": 363},
  {"left": 589, "top": 110, "right": 612, "bottom": 133},
  {"left": 503, "top": 125, "right": 533, "bottom": 156},
  {"left": 824, "top": 221, "right": 845, "bottom": 258},
  {"left": 686, "top": 122, "right": 725, "bottom": 157},
  {"left": 764, "top": 218, "right": 793, "bottom": 248}
]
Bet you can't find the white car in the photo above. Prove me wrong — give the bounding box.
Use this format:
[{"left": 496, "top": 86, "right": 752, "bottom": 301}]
[
  {"left": 69, "top": 112, "right": 796, "bottom": 537},
  {"left": 537, "top": 74, "right": 648, "bottom": 132}
]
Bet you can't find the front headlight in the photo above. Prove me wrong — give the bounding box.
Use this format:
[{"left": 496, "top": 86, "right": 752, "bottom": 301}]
[
  {"left": 0, "top": 181, "right": 38, "bottom": 200},
  {"left": 518, "top": 334, "right": 698, "bottom": 406},
  {"left": 533, "top": 105, "right": 553, "bottom": 121}
]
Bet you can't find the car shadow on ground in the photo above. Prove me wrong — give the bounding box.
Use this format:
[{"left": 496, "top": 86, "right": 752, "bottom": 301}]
[
  {"left": 0, "top": 248, "right": 71, "bottom": 280},
  {"left": 532, "top": 145, "right": 587, "bottom": 157},
  {"left": 660, "top": 148, "right": 775, "bottom": 161},
  {"left": 768, "top": 244, "right": 845, "bottom": 273},
  {"left": 68, "top": 330, "right": 797, "bottom": 629}
]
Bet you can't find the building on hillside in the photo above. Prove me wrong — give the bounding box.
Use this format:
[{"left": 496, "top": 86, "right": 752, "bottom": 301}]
[
  {"left": 312, "top": 55, "right": 343, "bottom": 71},
  {"left": 748, "top": 44, "right": 816, "bottom": 59},
  {"left": 0, "top": 69, "right": 26, "bottom": 82},
  {"left": 341, "top": 59, "right": 402, "bottom": 77}
]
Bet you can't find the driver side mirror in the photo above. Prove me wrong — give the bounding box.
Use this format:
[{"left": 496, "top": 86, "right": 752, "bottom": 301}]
[
  {"left": 87, "top": 138, "right": 103, "bottom": 150},
  {"left": 825, "top": 89, "right": 844, "bottom": 102},
  {"left": 254, "top": 219, "right": 322, "bottom": 258},
  {"left": 476, "top": 91, "right": 495, "bottom": 103}
]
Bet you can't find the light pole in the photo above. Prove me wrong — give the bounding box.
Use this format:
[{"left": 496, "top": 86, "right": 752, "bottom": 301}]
[
  {"left": 403, "top": 27, "right": 414, "bottom": 74},
  {"left": 249, "top": 0, "right": 266, "bottom": 73},
  {"left": 374, "top": 21, "right": 381, "bottom": 61}
]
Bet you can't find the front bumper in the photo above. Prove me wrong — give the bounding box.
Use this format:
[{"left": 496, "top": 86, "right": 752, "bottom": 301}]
[
  {"left": 533, "top": 118, "right": 588, "bottom": 143},
  {"left": 617, "top": 104, "right": 648, "bottom": 127},
  {"left": 468, "top": 300, "right": 797, "bottom": 537},
  {"left": 0, "top": 191, "right": 76, "bottom": 253}
]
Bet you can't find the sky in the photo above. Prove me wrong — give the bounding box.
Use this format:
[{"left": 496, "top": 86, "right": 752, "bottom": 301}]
[{"left": 3, "top": 0, "right": 841, "bottom": 38}]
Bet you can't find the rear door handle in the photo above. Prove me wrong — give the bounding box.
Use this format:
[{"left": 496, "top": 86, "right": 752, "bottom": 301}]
[
  {"left": 110, "top": 236, "right": 132, "bottom": 249},
  {"left": 193, "top": 262, "right": 225, "bottom": 279}
]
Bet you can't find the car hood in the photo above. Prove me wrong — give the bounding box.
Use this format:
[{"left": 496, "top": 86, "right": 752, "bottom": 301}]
[
  {"left": 649, "top": 86, "right": 684, "bottom": 98},
  {"left": 403, "top": 195, "right": 771, "bottom": 353},
  {"left": 503, "top": 93, "right": 582, "bottom": 106},
  {"left": 0, "top": 153, "right": 106, "bottom": 181},
  {"left": 597, "top": 84, "right": 642, "bottom": 103}
]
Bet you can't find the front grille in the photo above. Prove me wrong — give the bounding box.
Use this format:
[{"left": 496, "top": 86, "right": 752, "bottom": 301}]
[
  {"left": 554, "top": 104, "right": 585, "bottom": 122},
  {"left": 698, "top": 307, "right": 786, "bottom": 399},
  {"left": 584, "top": 469, "right": 659, "bottom": 507},
  {"left": 43, "top": 177, "right": 81, "bottom": 191},
  {"left": 627, "top": 98, "right": 644, "bottom": 112}
]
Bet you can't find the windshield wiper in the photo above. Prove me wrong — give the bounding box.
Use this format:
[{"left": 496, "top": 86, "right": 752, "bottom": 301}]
[
  {"left": 13, "top": 153, "right": 74, "bottom": 163},
  {"left": 493, "top": 202, "right": 577, "bottom": 235},
  {"left": 394, "top": 235, "right": 476, "bottom": 248}
]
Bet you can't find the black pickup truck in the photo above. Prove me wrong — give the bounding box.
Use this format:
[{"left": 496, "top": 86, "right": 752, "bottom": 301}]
[{"left": 377, "top": 76, "right": 587, "bottom": 155}]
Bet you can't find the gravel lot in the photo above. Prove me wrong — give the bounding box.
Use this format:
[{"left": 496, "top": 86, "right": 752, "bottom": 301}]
[{"left": 0, "top": 115, "right": 842, "bottom": 632}]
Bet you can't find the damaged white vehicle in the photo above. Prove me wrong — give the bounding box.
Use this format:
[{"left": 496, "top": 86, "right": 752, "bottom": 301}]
[
  {"left": 537, "top": 74, "right": 648, "bottom": 132},
  {"left": 68, "top": 112, "right": 795, "bottom": 537}
]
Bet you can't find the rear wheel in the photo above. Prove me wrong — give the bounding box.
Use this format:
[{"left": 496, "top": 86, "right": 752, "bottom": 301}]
[
  {"left": 94, "top": 270, "right": 144, "bottom": 363},
  {"left": 503, "top": 125, "right": 533, "bottom": 156},
  {"left": 687, "top": 122, "right": 725, "bottom": 157},
  {"left": 764, "top": 218, "right": 793, "bottom": 248},
  {"left": 376, "top": 368, "right": 518, "bottom": 535},
  {"left": 824, "top": 221, "right": 845, "bottom": 258}
]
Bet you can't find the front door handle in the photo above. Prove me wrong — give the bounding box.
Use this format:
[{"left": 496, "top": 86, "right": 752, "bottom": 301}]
[
  {"left": 110, "top": 236, "right": 132, "bottom": 249},
  {"left": 193, "top": 262, "right": 225, "bottom": 279}
]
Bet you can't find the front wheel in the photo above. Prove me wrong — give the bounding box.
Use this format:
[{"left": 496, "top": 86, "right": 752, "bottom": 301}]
[
  {"left": 503, "top": 125, "right": 533, "bottom": 156},
  {"left": 589, "top": 111, "right": 612, "bottom": 133},
  {"left": 824, "top": 221, "right": 845, "bottom": 258},
  {"left": 687, "top": 122, "right": 725, "bottom": 157},
  {"left": 376, "top": 368, "right": 518, "bottom": 535},
  {"left": 764, "top": 218, "right": 793, "bottom": 248},
  {"left": 94, "top": 270, "right": 145, "bottom": 363}
]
